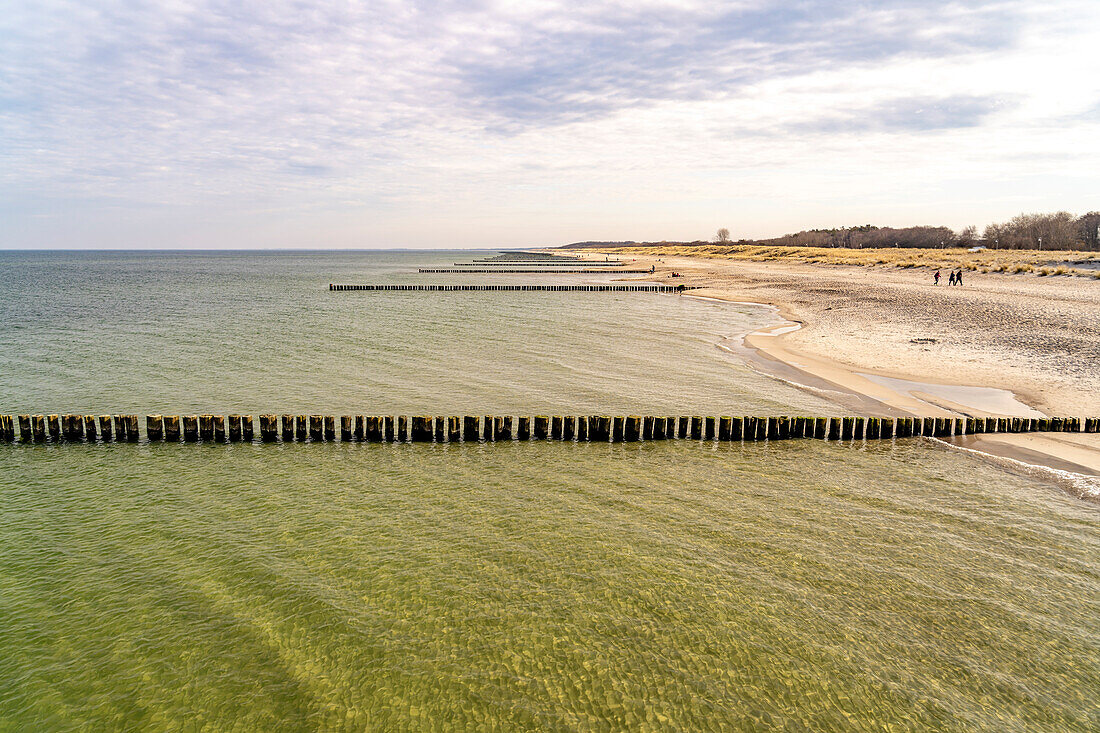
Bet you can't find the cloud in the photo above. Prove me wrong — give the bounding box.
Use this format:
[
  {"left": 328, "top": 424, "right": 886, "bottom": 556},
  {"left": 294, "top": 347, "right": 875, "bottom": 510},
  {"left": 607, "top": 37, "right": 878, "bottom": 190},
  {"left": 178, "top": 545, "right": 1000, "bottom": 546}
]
[{"left": 0, "top": 0, "right": 1098, "bottom": 247}]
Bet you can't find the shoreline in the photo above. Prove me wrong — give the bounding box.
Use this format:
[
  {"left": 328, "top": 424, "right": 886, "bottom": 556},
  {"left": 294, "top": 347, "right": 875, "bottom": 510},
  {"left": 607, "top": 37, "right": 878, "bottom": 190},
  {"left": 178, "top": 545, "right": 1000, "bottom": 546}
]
[{"left": 563, "top": 248, "right": 1100, "bottom": 480}]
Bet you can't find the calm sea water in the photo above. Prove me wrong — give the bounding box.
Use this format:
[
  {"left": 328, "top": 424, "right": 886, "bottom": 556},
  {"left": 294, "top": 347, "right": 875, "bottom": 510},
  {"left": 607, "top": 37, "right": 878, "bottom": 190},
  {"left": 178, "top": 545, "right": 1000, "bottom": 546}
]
[{"left": 0, "top": 251, "right": 1097, "bottom": 731}]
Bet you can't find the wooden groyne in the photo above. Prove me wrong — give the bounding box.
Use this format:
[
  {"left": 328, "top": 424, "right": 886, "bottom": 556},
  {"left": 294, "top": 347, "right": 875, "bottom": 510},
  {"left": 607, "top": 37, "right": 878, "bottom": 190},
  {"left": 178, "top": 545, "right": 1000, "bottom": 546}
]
[
  {"left": 329, "top": 284, "right": 689, "bottom": 292},
  {"left": 2, "top": 414, "right": 1095, "bottom": 445},
  {"left": 454, "top": 262, "right": 626, "bottom": 267},
  {"left": 417, "top": 268, "right": 653, "bottom": 274}
]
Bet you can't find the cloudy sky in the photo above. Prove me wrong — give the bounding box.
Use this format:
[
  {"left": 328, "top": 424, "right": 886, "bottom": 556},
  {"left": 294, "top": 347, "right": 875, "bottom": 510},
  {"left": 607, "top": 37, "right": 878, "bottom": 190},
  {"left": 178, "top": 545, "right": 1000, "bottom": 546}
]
[{"left": 2, "top": 0, "right": 1098, "bottom": 249}]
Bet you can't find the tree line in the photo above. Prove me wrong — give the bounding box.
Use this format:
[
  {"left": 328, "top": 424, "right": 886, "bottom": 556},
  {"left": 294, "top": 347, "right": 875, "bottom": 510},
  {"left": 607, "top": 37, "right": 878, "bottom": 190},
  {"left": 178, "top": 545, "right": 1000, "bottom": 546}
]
[{"left": 730, "top": 211, "right": 1100, "bottom": 250}]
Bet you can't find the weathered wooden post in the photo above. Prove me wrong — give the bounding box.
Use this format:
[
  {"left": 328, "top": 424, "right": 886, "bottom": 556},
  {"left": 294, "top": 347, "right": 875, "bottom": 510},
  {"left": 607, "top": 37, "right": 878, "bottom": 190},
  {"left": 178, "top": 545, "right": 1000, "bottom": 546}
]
[
  {"left": 953, "top": 418, "right": 964, "bottom": 436},
  {"left": 677, "top": 416, "right": 689, "bottom": 439},
  {"left": 498, "top": 416, "right": 513, "bottom": 441},
  {"left": 125, "top": 415, "right": 139, "bottom": 441},
  {"left": 95, "top": 415, "right": 110, "bottom": 441},
  {"left": 577, "top": 416, "right": 589, "bottom": 441},
  {"left": 241, "top": 415, "right": 254, "bottom": 441},
  {"left": 293, "top": 415, "right": 306, "bottom": 441},
  {"left": 517, "top": 416, "right": 530, "bottom": 441},
  {"left": 31, "top": 415, "right": 46, "bottom": 442},
  {"left": 1069, "top": 417, "right": 1082, "bottom": 432},
  {"left": 369, "top": 417, "right": 384, "bottom": 442},
  {"left": 306, "top": 415, "right": 321, "bottom": 441},
  {"left": 849, "top": 417, "right": 862, "bottom": 440},
  {"left": 482, "top": 415, "right": 493, "bottom": 441},
  {"left": 717, "top": 416, "right": 734, "bottom": 440},
  {"left": 762, "top": 417, "right": 776, "bottom": 441},
  {"left": 779, "top": 417, "right": 792, "bottom": 440},
  {"left": 183, "top": 416, "right": 198, "bottom": 441},
  {"left": 18, "top": 415, "right": 31, "bottom": 442},
  {"left": 642, "top": 416, "right": 654, "bottom": 440},
  {"left": 624, "top": 416, "right": 640, "bottom": 442},
  {"left": 258, "top": 415, "right": 275, "bottom": 442},
  {"left": 340, "top": 416, "right": 353, "bottom": 441},
  {"left": 196, "top": 415, "right": 211, "bottom": 441},
  {"left": 881, "top": 417, "right": 894, "bottom": 439},
  {"left": 46, "top": 415, "right": 60, "bottom": 441},
  {"left": 534, "top": 416, "right": 548, "bottom": 440},
  {"left": 613, "top": 417, "right": 625, "bottom": 442},
  {"left": 811, "top": 417, "right": 824, "bottom": 439},
  {"left": 433, "top": 417, "right": 445, "bottom": 442},
  {"left": 396, "top": 416, "right": 407, "bottom": 442},
  {"left": 61, "top": 415, "right": 79, "bottom": 440},
  {"left": 588, "top": 417, "right": 608, "bottom": 442},
  {"left": 323, "top": 416, "right": 335, "bottom": 441},
  {"left": 448, "top": 416, "right": 461, "bottom": 442},
  {"left": 550, "top": 416, "right": 562, "bottom": 440},
  {"left": 703, "top": 416, "right": 715, "bottom": 440},
  {"left": 147, "top": 415, "right": 164, "bottom": 441},
  {"left": 838, "top": 417, "right": 852, "bottom": 441},
  {"left": 742, "top": 417, "right": 755, "bottom": 441},
  {"left": 1086, "top": 418, "right": 1098, "bottom": 433},
  {"left": 224, "top": 414, "right": 240, "bottom": 441},
  {"left": 465, "top": 416, "right": 480, "bottom": 441},
  {"left": 562, "top": 416, "right": 574, "bottom": 441},
  {"left": 864, "top": 417, "right": 878, "bottom": 440},
  {"left": 690, "top": 416, "right": 702, "bottom": 440},
  {"left": 277, "top": 415, "right": 289, "bottom": 441},
  {"left": 410, "top": 416, "right": 430, "bottom": 442},
  {"left": 83, "top": 415, "right": 97, "bottom": 441},
  {"left": 754, "top": 417, "right": 767, "bottom": 441},
  {"left": 728, "top": 417, "right": 742, "bottom": 441},
  {"left": 789, "top": 417, "right": 802, "bottom": 439},
  {"left": 211, "top": 415, "right": 225, "bottom": 442}
]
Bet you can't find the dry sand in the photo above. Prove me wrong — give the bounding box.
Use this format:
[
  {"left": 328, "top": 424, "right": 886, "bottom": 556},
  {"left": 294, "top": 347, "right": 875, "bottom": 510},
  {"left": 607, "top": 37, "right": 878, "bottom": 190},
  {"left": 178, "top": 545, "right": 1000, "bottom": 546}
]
[{"left": 565, "top": 249, "right": 1100, "bottom": 476}]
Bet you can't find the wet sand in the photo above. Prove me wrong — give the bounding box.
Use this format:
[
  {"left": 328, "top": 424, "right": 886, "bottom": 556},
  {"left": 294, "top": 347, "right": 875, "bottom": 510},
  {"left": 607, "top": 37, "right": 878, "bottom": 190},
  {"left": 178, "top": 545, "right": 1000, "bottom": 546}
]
[{"left": 565, "top": 249, "right": 1100, "bottom": 477}]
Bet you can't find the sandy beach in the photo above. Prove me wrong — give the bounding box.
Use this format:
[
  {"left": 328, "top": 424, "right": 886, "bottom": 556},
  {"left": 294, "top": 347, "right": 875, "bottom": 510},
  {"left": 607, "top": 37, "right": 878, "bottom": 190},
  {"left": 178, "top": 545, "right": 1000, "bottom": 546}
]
[{"left": 565, "top": 248, "right": 1100, "bottom": 477}]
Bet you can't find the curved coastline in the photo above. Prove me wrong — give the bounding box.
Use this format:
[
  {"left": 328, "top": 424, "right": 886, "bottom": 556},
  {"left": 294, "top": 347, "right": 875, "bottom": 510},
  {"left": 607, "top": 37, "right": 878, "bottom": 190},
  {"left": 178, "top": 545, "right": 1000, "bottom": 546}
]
[{"left": 568, "top": 249, "right": 1100, "bottom": 482}]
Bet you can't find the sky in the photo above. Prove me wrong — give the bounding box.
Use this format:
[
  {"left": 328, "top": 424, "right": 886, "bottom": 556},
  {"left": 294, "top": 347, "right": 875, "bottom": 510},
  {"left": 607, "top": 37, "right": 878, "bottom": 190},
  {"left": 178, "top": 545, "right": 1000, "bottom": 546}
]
[{"left": 2, "top": 0, "right": 1099, "bottom": 249}]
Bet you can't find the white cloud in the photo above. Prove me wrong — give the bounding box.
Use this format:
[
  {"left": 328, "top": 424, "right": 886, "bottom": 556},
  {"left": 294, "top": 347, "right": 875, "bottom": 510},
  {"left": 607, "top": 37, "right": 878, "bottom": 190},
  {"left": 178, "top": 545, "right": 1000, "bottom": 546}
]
[{"left": 0, "top": 0, "right": 1097, "bottom": 247}]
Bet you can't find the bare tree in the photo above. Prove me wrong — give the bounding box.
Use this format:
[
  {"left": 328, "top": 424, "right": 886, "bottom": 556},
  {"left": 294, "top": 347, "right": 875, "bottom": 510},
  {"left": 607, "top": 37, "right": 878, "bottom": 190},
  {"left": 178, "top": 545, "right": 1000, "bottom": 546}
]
[{"left": 715, "top": 228, "right": 730, "bottom": 244}]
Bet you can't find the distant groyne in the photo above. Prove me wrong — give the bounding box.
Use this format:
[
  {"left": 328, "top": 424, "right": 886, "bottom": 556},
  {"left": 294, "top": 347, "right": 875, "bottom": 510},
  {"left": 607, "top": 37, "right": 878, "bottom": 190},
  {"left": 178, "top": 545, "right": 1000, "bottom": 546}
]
[
  {"left": 329, "top": 284, "right": 688, "bottom": 292},
  {"left": 0, "top": 414, "right": 1095, "bottom": 445},
  {"left": 417, "top": 268, "right": 654, "bottom": 274}
]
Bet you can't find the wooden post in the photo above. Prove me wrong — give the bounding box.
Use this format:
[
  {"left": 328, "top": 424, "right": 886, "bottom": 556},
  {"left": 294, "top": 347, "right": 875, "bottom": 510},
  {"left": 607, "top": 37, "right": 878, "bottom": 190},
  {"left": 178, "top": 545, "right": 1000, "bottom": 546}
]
[
  {"left": 482, "top": 415, "right": 493, "bottom": 441},
  {"left": 624, "top": 416, "right": 640, "bottom": 442},
  {"left": 434, "top": 416, "right": 445, "bottom": 442},
  {"left": 385, "top": 416, "right": 396, "bottom": 442},
  {"left": 340, "top": 416, "right": 353, "bottom": 441},
  {"left": 396, "top": 416, "right": 407, "bottom": 442},
  {"left": 46, "top": 415, "right": 60, "bottom": 441},
  {"left": 851, "top": 417, "right": 863, "bottom": 440},
  {"left": 704, "top": 416, "right": 716, "bottom": 440},
  {"left": 742, "top": 417, "right": 756, "bottom": 441},
  {"left": 124, "top": 415, "right": 138, "bottom": 441},
  {"left": 690, "top": 416, "right": 702, "bottom": 440},
  {"left": 278, "top": 415, "right": 290, "bottom": 441},
  {"left": 562, "top": 416, "right": 574, "bottom": 441},
  {"left": 31, "top": 415, "right": 45, "bottom": 442},
  {"left": 94, "top": 415, "right": 110, "bottom": 441},
  {"left": 839, "top": 417, "right": 852, "bottom": 441},
  {"left": 448, "top": 416, "right": 461, "bottom": 442},
  {"left": 18, "top": 415, "right": 31, "bottom": 442},
  {"left": 411, "top": 416, "right": 431, "bottom": 442},
  {"left": 589, "top": 416, "right": 609, "bottom": 442},
  {"left": 183, "top": 416, "right": 198, "bottom": 441},
  {"left": 881, "top": 417, "right": 894, "bottom": 439},
  {"left": 534, "top": 416, "right": 548, "bottom": 440},
  {"left": 307, "top": 415, "right": 322, "bottom": 441},
  {"left": 613, "top": 417, "right": 625, "bottom": 442},
  {"left": 1085, "top": 418, "right": 1098, "bottom": 433},
  {"left": 576, "top": 416, "right": 589, "bottom": 441},
  {"left": 147, "top": 415, "right": 164, "bottom": 441},
  {"left": 294, "top": 415, "right": 306, "bottom": 441},
  {"left": 227, "top": 414, "right": 242, "bottom": 442},
  {"left": 195, "top": 415, "right": 210, "bottom": 441},
  {"left": 517, "top": 416, "right": 530, "bottom": 441},
  {"left": 778, "top": 417, "right": 791, "bottom": 440},
  {"left": 789, "top": 417, "right": 802, "bottom": 439},
  {"left": 677, "top": 416, "right": 688, "bottom": 439},
  {"left": 213, "top": 415, "right": 226, "bottom": 442},
  {"left": 643, "top": 416, "right": 654, "bottom": 440},
  {"left": 82, "top": 415, "right": 96, "bottom": 441},
  {"left": 497, "top": 416, "right": 513, "bottom": 441},
  {"left": 323, "top": 416, "right": 335, "bottom": 441},
  {"left": 258, "top": 415, "right": 276, "bottom": 442},
  {"left": 763, "top": 417, "right": 777, "bottom": 441},
  {"left": 548, "top": 416, "right": 561, "bottom": 440},
  {"left": 465, "top": 416, "right": 480, "bottom": 441},
  {"left": 726, "top": 417, "right": 740, "bottom": 440},
  {"left": 810, "top": 417, "right": 824, "bottom": 439},
  {"left": 714, "top": 416, "right": 730, "bottom": 441}
]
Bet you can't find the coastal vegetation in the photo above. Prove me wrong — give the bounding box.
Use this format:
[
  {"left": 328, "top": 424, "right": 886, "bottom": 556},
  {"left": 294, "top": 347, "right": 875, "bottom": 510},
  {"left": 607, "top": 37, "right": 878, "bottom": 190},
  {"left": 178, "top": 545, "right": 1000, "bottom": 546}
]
[{"left": 581, "top": 243, "right": 1100, "bottom": 277}]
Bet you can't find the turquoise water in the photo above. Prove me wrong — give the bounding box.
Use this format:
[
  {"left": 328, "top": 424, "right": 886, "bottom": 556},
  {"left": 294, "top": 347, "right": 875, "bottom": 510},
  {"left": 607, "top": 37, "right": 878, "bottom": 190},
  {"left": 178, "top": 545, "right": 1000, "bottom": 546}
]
[{"left": 0, "top": 251, "right": 1097, "bottom": 731}]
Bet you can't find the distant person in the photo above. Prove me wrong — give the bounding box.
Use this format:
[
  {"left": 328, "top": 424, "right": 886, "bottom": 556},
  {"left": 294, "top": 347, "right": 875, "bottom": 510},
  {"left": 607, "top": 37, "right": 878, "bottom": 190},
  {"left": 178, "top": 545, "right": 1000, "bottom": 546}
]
[
  {"left": 650, "top": 265, "right": 655, "bottom": 272},
  {"left": 934, "top": 270, "right": 941, "bottom": 285},
  {"left": 955, "top": 270, "right": 963, "bottom": 286},
  {"left": 948, "top": 271, "right": 956, "bottom": 286}
]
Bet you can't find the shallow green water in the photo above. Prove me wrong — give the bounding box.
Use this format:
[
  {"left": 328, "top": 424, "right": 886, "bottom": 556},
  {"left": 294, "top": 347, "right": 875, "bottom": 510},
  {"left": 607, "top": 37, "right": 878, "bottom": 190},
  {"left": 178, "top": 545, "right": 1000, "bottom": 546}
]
[{"left": 1, "top": 252, "right": 1098, "bottom": 731}]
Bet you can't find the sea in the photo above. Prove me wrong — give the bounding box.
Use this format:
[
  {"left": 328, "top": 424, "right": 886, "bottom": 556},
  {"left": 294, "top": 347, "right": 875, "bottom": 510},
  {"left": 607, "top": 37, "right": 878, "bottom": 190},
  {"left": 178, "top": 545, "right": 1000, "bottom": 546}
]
[{"left": 0, "top": 250, "right": 1097, "bottom": 731}]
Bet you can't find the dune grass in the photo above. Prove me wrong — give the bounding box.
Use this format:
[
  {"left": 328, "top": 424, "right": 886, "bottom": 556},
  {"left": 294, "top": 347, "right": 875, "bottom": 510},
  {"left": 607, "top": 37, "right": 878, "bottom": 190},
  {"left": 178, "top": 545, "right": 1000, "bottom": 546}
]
[{"left": 584, "top": 244, "right": 1100, "bottom": 278}]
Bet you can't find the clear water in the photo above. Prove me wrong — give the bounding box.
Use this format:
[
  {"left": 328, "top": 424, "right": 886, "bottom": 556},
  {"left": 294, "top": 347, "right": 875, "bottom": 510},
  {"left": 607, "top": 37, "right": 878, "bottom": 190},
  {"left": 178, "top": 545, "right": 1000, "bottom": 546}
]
[{"left": 0, "top": 251, "right": 1097, "bottom": 731}]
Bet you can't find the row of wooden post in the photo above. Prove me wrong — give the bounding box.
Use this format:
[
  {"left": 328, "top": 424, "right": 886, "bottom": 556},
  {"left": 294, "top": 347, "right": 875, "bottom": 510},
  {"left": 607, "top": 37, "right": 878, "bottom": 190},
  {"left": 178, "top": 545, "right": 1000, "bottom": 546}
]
[
  {"left": 328, "top": 284, "right": 690, "bottom": 292},
  {"left": 1, "top": 413, "right": 1096, "bottom": 443}
]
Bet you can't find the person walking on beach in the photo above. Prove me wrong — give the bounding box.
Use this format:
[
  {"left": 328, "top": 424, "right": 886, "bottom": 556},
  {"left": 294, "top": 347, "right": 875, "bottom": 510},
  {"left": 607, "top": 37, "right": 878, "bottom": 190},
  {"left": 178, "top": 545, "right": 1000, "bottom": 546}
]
[
  {"left": 948, "top": 271, "right": 956, "bottom": 286},
  {"left": 934, "top": 269, "right": 941, "bottom": 285},
  {"left": 955, "top": 270, "right": 963, "bottom": 286}
]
